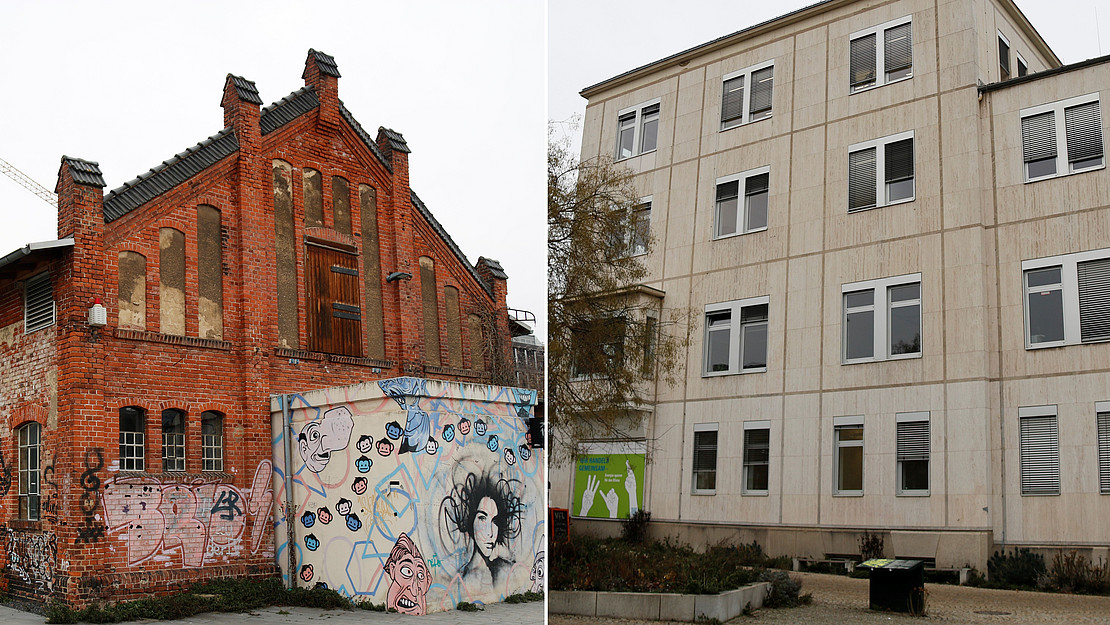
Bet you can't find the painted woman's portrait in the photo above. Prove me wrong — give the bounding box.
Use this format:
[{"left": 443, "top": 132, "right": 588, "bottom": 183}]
[{"left": 441, "top": 472, "right": 524, "bottom": 589}]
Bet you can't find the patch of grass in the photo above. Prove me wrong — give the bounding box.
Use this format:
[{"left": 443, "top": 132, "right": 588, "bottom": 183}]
[
  {"left": 45, "top": 578, "right": 349, "bottom": 624},
  {"left": 503, "top": 591, "right": 543, "bottom": 603},
  {"left": 456, "top": 601, "right": 483, "bottom": 611},
  {"left": 355, "top": 600, "right": 387, "bottom": 611},
  {"left": 277, "top": 609, "right": 290, "bottom": 615}
]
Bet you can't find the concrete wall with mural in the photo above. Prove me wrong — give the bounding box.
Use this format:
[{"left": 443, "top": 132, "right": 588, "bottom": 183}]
[{"left": 269, "top": 377, "right": 543, "bottom": 613}]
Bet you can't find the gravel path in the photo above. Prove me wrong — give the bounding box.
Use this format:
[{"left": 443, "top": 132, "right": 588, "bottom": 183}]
[{"left": 550, "top": 571, "right": 1110, "bottom": 624}]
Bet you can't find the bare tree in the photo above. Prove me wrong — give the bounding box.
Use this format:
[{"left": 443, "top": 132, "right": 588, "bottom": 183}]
[{"left": 548, "top": 123, "right": 689, "bottom": 466}]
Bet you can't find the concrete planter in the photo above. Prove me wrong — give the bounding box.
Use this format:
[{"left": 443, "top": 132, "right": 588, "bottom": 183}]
[{"left": 550, "top": 582, "right": 769, "bottom": 622}]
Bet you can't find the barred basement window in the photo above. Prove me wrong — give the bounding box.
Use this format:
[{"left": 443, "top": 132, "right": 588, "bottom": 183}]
[
  {"left": 18, "top": 422, "right": 40, "bottom": 521},
  {"left": 692, "top": 423, "right": 718, "bottom": 494},
  {"left": 24, "top": 271, "right": 55, "bottom": 333},
  {"left": 896, "top": 412, "right": 930, "bottom": 495},
  {"left": 119, "top": 406, "right": 146, "bottom": 471},
  {"left": 201, "top": 411, "right": 224, "bottom": 472},
  {"left": 1019, "top": 406, "right": 1059, "bottom": 496},
  {"left": 161, "top": 409, "right": 185, "bottom": 472}
]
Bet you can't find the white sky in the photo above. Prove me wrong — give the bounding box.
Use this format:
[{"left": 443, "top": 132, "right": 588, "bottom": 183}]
[
  {"left": 0, "top": 0, "right": 546, "bottom": 337},
  {"left": 549, "top": 0, "right": 1110, "bottom": 151}
]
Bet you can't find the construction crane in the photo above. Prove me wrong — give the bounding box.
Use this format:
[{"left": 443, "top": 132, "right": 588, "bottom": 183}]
[{"left": 0, "top": 156, "right": 57, "bottom": 207}]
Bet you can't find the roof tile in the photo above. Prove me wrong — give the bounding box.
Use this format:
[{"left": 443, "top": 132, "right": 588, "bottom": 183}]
[
  {"left": 228, "top": 74, "right": 263, "bottom": 105},
  {"left": 308, "top": 48, "right": 341, "bottom": 78},
  {"left": 60, "top": 156, "right": 106, "bottom": 188}
]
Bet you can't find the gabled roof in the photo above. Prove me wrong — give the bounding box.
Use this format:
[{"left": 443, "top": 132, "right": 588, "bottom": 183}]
[
  {"left": 260, "top": 86, "right": 319, "bottom": 136},
  {"left": 103, "top": 129, "right": 239, "bottom": 222},
  {"left": 411, "top": 190, "right": 492, "bottom": 298},
  {"left": 338, "top": 102, "right": 392, "bottom": 171}
]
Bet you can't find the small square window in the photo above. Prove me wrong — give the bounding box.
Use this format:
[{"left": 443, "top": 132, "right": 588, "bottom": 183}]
[
  {"left": 715, "top": 167, "right": 770, "bottom": 238},
  {"left": 721, "top": 61, "right": 774, "bottom": 130},
  {"left": 842, "top": 273, "right": 921, "bottom": 363},
  {"left": 848, "top": 131, "right": 915, "bottom": 211},
  {"left": 850, "top": 17, "right": 913, "bottom": 93},
  {"left": 703, "top": 296, "right": 770, "bottom": 375},
  {"left": 615, "top": 100, "right": 661, "bottom": 160}
]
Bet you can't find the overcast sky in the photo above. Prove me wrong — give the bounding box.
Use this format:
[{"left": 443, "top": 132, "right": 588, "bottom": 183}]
[
  {"left": 550, "top": 0, "right": 1110, "bottom": 149},
  {"left": 0, "top": 0, "right": 546, "bottom": 336}
]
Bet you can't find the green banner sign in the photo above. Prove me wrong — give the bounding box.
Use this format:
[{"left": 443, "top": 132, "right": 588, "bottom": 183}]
[{"left": 572, "top": 453, "right": 645, "bottom": 518}]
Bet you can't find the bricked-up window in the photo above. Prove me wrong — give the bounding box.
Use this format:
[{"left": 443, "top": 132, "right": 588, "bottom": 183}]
[
  {"left": 274, "top": 160, "right": 299, "bottom": 349},
  {"left": 444, "top": 286, "right": 463, "bottom": 368},
  {"left": 201, "top": 411, "right": 224, "bottom": 472},
  {"left": 23, "top": 271, "right": 55, "bottom": 333},
  {"left": 119, "top": 406, "right": 145, "bottom": 471},
  {"left": 159, "top": 227, "right": 186, "bottom": 336},
  {"left": 302, "top": 168, "right": 323, "bottom": 228},
  {"left": 161, "top": 409, "right": 185, "bottom": 472},
  {"left": 306, "top": 242, "right": 363, "bottom": 356},
  {"left": 332, "top": 176, "right": 351, "bottom": 235},
  {"left": 419, "top": 257, "right": 442, "bottom": 364},
  {"left": 468, "top": 313, "right": 486, "bottom": 371},
  {"left": 197, "top": 205, "right": 223, "bottom": 340},
  {"left": 17, "top": 422, "right": 40, "bottom": 520},
  {"left": 117, "top": 251, "right": 146, "bottom": 330},
  {"left": 359, "top": 184, "right": 386, "bottom": 359}
]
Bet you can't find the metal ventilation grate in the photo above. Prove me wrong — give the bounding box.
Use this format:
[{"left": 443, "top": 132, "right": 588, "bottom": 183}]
[{"left": 23, "top": 271, "right": 55, "bottom": 333}]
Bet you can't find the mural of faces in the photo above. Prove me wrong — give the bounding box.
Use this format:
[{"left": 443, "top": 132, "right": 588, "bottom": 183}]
[
  {"left": 486, "top": 435, "right": 499, "bottom": 452},
  {"left": 304, "top": 534, "right": 320, "bottom": 551},
  {"left": 458, "top": 418, "right": 471, "bottom": 435},
  {"left": 425, "top": 438, "right": 438, "bottom": 455},
  {"left": 317, "top": 507, "right": 333, "bottom": 524},
  {"left": 384, "top": 533, "right": 430, "bottom": 615},
  {"left": 376, "top": 439, "right": 395, "bottom": 457},
  {"left": 300, "top": 564, "right": 314, "bottom": 582},
  {"left": 442, "top": 423, "right": 455, "bottom": 442},
  {"left": 473, "top": 496, "right": 498, "bottom": 559},
  {"left": 352, "top": 477, "right": 368, "bottom": 495},
  {"left": 355, "top": 455, "right": 373, "bottom": 473},
  {"left": 518, "top": 444, "right": 532, "bottom": 462},
  {"left": 385, "top": 421, "right": 403, "bottom": 440},
  {"left": 504, "top": 448, "right": 516, "bottom": 465},
  {"left": 298, "top": 407, "right": 354, "bottom": 473},
  {"left": 336, "top": 498, "right": 352, "bottom": 516},
  {"left": 475, "top": 419, "right": 487, "bottom": 436},
  {"left": 529, "top": 551, "right": 545, "bottom": 593}
]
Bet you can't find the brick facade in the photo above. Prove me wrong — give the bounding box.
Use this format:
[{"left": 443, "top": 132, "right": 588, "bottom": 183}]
[{"left": 0, "top": 49, "right": 518, "bottom": 606}]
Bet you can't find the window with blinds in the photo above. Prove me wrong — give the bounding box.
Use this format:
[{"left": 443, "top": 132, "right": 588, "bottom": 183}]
[
  {"left": 1023, "top": 247, "right": 1110, "bottom": 348},
  {"left": 715, "top": 166, "right": 770, "bottom": 237},
  {"left": 850, "top": 16, "right": 912, "bottom": 92},
  {"left": 896, "top": 415, "right": 929, "bottom": 494},
  {"left": 24, "top": 271, "right": 55, "bottom": 333},
  {"left": 743, "top": 426, "right": 770, "bottom": 494},
  {"left": 1097, "top": 409, "right": 1110, "bottom": 495},
  {"left": 692, "top": 426, "right": 718, "bottom": 493},
  {"left": 848, "top": 131, "right": 915, "bottom": 212},
  {"left": 1021, "top": 94, "right": 1104, "bottom": 181},
  {"left": 1019, "top": 410, "right": 1060, "bottom": 496},
  {"left": 720, "top": 61, "right": 774, "bottom": 130}
]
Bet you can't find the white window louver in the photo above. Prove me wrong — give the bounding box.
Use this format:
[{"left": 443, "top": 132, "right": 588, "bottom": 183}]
[
  {"left": 896, "top": 420, "right": 930, "bottom": 462},
  {"left": 1020, "top": 414, "right": 1060, "bottom": 495},
  {"left": 1022, "top": 111, "right": 1057, "bottom": 165},
  {"left": 1065, "top": 101, "right": 1104, "bottom": 165},
  {"left": 850, "top": 33, "right": 877, "bottom": 90},
  {"left": 849, "top": 147, "right": 877, "bottom": 210},
  {"left": 749, "top": 66, "right": 774, "bottom": 118},
  {"left": 884, "top": 22, "right": 912, "bottom": 76},
  {"left": 24, "top": 272, "right": 55, "bottom": 333},
  {"left": 1078, "top": 257, "right": 1110, "bottom": 343},
  {"left": 1097, "top": 411, "right": 1110, "bottom": 494}
]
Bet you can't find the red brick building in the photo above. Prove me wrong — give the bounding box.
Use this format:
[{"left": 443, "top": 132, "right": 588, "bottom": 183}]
[{"left": 0, "top": 49, "right": 525, "bottom": 606}]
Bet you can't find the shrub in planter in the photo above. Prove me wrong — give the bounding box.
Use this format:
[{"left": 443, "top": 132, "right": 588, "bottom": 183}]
[
  {"left": 759, "top": 570, "right": 810, "bottom": 607},
  {"left": 988, "top": 548, "right": 1045, "bottom": 588}
]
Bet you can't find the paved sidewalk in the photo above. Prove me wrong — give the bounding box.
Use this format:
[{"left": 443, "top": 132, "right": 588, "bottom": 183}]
[{"left": 0, "top": 600, "right": 545, "bottom": 625}]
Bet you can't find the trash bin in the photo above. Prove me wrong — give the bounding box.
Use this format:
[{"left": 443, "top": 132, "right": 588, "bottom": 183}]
[{"left": 859, "top": 559, "right": 925, "bottom": 613}]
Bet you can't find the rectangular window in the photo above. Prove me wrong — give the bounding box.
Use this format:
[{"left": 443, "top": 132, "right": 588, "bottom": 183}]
[
  {"left": 119, "top": 406, "right": 146, "bottom": 472},
  {"left": 743, "top": 421, "right": 770, "bottom": 494},
  {"left": 842, "top": 273, "right": 921, "bottom": 363},
  {"left": 834, "top": 417, "right": 864, "bottom": 495},
  {"left": 202, "top": 411, "right": 224, "bottom": 472},
  {"left": 1019, "top": 406, "right": 1060, "bottom": 496},
  {"left": 703, "top": 296, "right": 769, "bottom": 375},
  {"left": 1017, "top": 52, "right": 1028, "bottom": 77},
  {"left": 896, "top": 412, "right": 929, "bottom": 495},
  {"left": 848, "top": 131, "right": 914, "bottom": 211},
  {"left": 1023, "top": 248, "right": 1110, "bottom": 348},
  {"left": 1021, "top": 94, "right": 1104, "bottom": 181},
  {"left": 161, "top": 409, "right": 185, "bottom": 472},
  {"left": 998, "top": 32, "right": 1011, "bottom": 80},
  {"left": 721, "top": 61, "right": 774, "bottom": 130},
  {"left": 571, "top": 316, "right": 626, "bottom": 377},
  {"left": 628, "top": 201, "right": 651, "bottom": 256},
  {"left": 23, "top": 271, "right": 55, "bottom": 333},
  {"left": 692, "top": 423, "right": 718, "bottom": 494},
  {"left": 616, "top": 99, "right": 661, "bottom": 160},
  {"left": 18, "top": 423, "right": 40, "bottom": 521},
  {"left": 715, "top": 167, "right": 769, "bottom": 238},
  {"left": 850, "top": 16, "right": 912, "bottom": 92},
  {"left": 1097, "top": 402, "right": 1110, "bottom": 495}
]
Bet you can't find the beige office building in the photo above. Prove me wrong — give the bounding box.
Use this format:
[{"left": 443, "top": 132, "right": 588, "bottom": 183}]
[{"left": 553, "top": 0, "right": 1110, "bottom": 569}]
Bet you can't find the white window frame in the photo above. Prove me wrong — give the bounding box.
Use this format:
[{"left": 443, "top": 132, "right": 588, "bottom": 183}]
[
  {"left": 998, "top": 30, "right": 1011, "bottom": 80},
  {"left": 720, "top": 60, "right": 775, "bottom": 130},
  {"left": 714, "top": 166, "right": 770, "bottom": 239},
  {"left": 692, "top": 422, "right": 719, "bottom": 495},
  {"left": 1016, "top": 51, "right": 1028, "bottom": 77},
  {"left": 895, "top": 411, "right": 930, "bottom": 496},
  {"left": 833, "top": 415, "right": 864, "bottom": 496},
  {"left": 1097, "top": 401, "right": 1110, "bottom": 495},
  {"left": 202, "top": 410, "right": 224, "bottom": 472},
  {"left": 615, "top": 98, "right": 661, "bottom": 161},
  {"left": 849, "top": 15, "right": 913, "bottom": 93},
  {"left": 18, "top": 422, "right": 41, "bottom": 521},
  {"left": 1020, "top": 93, "right": 1105, "bottom": 182},
  {"left": 842, "top": 272, "right": 922, "bottom": 364},
  {"left": 703, "top": 295, "right": 770, "bottom": 376},
  {"left": 626, "top": 196, "right": 652, "bottom": 257},
  {"left": 1022, "top": 247, "right": 1110, "bottom": 348},
  {"left": 1018, "top": 405, "right": 1060, "bottom": 496},
  {"left": 848, "top": 130, "right": 915, "bottom": 211},
  {"left": 742, "top": 420, "right": 770, "bottom": 495}
]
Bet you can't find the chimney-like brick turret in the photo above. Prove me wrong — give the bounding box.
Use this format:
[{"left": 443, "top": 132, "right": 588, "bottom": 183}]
[{"left": 304, "top": 48, "right": 341, "bottom": 129}]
